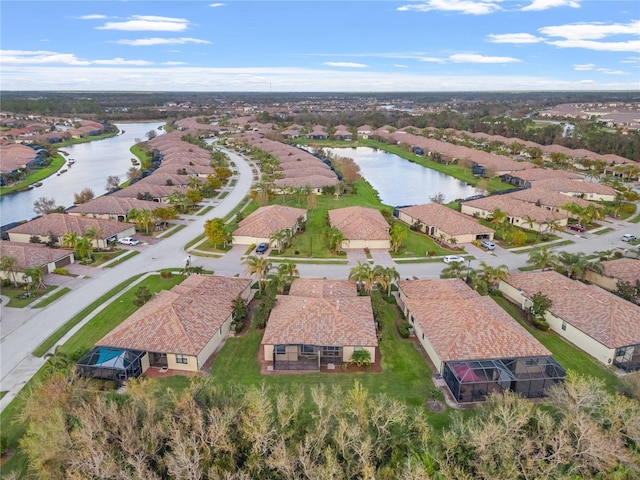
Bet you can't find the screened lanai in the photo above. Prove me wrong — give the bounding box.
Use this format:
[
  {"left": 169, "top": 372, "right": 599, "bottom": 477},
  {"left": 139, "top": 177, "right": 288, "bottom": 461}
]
[
  {"left": 442, "top": 356, "right": 566, "bottom": 403},
  {"left": 76, "top": 347, "right": 146, "bottom": 385}
]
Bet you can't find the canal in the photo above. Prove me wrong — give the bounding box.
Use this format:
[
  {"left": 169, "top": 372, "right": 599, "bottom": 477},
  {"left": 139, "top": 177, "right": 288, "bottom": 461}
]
[
  {"left": 325, "top": 146, "right": 480, "bottom": 206},
  {"left": 1, "top": 122, "right": 165, "bottom": 226}
]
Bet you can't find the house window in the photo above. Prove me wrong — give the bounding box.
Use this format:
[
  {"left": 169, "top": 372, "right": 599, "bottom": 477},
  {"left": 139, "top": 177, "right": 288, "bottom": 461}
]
[
  {"left": 301, "top": 344, "right": 315, "bottom": 354},
  {"left": 561, "top": 321, "right": 567, "bottom": 331},
  {"left": 275, "top": 345, "right": 286, "bottom": 354},
  {"left": 322, "top": 346, "right": 340, "bottom": 357},
  {"left": 175, "top": 354, "right": 188, "bottom": 365}
]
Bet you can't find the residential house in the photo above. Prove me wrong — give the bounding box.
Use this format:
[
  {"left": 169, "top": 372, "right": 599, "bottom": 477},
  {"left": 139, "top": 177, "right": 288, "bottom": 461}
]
[
  {"left": 67, "top": 196, "right": 165, "bottom": 222},
  {"left": 500, "top": 169, "right": 582, "bottom": 189},
  {"left": 461, "top": 195, "right": 568, "bottom": 232},
  {"left": 328, "top": 206, "right": 390, "bottom": 249},
  {"left": 307, "top": 125, "right": 328, "bottom": 140},
  {"left": 397, "top": 203, "right": 494, "bottom": 244},
  {"left": 398, "top": 278, "right": 566, "bottom": 402},
  {"left": 584, "top": 257, "right": 640, "bottom": 294},
  {"left": 6, "top": 213, "right": 135, "bottom": 247},
  {"left": 261, "top": 279, "right": 377, "bottom": 371},
  {"left": 84, "top": 275, "right": 253, "bottom": 380},
  {"left": 0, "top": 241, "right": 74, "bottom": 281},
  {"left": 357, "top": 125, "right": 373, "bottom": 138},
  {"left": 333, "top": 125, "right": 353, "bottom": 140},
  {"left": 530, "top": 178, "right": 617, "bottom": 202},
  {"left": 232, "top": 205, "right": 307, "bottom": 248},
  {"left": 500, "top": 271, "right": 640, "bottom": 371}
]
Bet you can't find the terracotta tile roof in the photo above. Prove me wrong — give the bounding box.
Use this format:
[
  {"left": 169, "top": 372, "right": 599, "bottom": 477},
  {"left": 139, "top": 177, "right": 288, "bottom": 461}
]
[
  {"left": 503, "top": 271, "right": 640, "bottom": 348},
  {"left": 0, "top": 240, "right": 73, "bottom": 270},
  {"left": 531, "top": 178, "right": 618, "bottom": 196},
  {"left": 7, "top": 213, "right": 133, "bottom": 238},
  {"left": 67, "top": 196, "right": 163, "bottom": 216},
  {"left": 399, "top": 203, "right": 493, "bottom": 237},
  {"left": 274, "top": 175, "right": 339, "bottom": 189},
  {"left": 505, "top": 188, "right": 593, "bottom": 209},
  {"left": 1, "top": 144, "right": 36, "bottom": 171},
  {"left": 508, "top": 169, "right": 582, "bottom": 182},
  {"left": 599, "top": 258, "right": 640, "bottom": 285},
  {"left": 329, "top": 206, "right": 390, "bottom": 241},
  {"left": 399, "top": 279, "right": 550, "bottom": 362},
  {"left": 133, "top": 172, "right": 202, "bottom": 187},
  {"left": 109, "top": 183, "right": 187, "bottom": 199},
  {"left": 233, "top": 205, "right": 306, "bottom": 238},
  {"left": 288, "top": 278, "right": 358, "bottom": 297},
  {"left": 261, "top": 295, "right": 377, "bottom": 347},
  {"left": 98, "top": 275, "right": 251, "bottom": 356},
  {"left": 399, "top": 278, "right": 480, "bottom": 301},
  {"left": 462, "top": 195, "right": 567, "bottom": 223}
]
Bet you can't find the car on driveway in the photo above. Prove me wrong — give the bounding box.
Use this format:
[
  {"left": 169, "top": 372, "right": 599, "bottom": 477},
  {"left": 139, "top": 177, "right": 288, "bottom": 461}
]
[
  {"left": 480, "top": 240, "right": 495, "bottom": 250},
  {"left": 621, "top": 234, "right": 637, "bottom": 242},
  {"left": 443, "top": 255, "right": 466, "bottom": 264},
  {"left": 567, "top": 224, "right": 585, "bottom": 232},
  {"left": 255, "top": 242, "right": 269, "bottom": 254},
  {"left": 118, "top": 237, "right": 139, "bottom": 246}
]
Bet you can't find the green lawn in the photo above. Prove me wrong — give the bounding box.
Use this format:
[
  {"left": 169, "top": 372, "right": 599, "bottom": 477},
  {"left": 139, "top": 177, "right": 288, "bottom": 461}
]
[
  {"left": 202, "top": 294, "right": 452, "bottom": 429},
  {"left": 492, "top": 295, "right": 619, "bottom": 393},
  {"left": 102, "top": 250, "right": 140, "bottom": 268},
  {"left": 0, "top": 155, "right": 66, "bottom": 195},
  {"left": 197, "top": 205, "right": 214, "bottom": 216},
  {"left": 3, "top": 285, "right": 58, "bottom": 308},
  {"left": 32, "top": 287, "right": 71, "bottom": 308}
]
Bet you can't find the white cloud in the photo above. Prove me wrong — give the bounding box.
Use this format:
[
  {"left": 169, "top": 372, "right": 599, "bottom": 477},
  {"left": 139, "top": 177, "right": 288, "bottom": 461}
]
[
  {"left": 539, "top": 20, "right": 640, "bottom": 41},
  {"left": 323, "top": 62, "right": 368, "bottom": 68},
  {"left": 546, "top": 39, "right": 640, "bottom": 52},
  {"left": 573, "top": 63, "right": 595, "bottom": 70},
  {"left": 163, "top": 61, "right": 188, "bottom": 65},
  {"left": 77, "top": 14, "right": 108, "bottom": 20},
  {"left": 620, "top": 56, "right": 640, "bottom": 64},
  {"left": 92, "top": 58, "right": 153, "bottom": 66},
  {"left": 3, "top": 65, "right": 637, "bottom": 92},
  {"left": 449, "top": 53, "right": 521, "bottom": 63},
  {"left": 487, "top": 33, "right": 543, "bottom": 43},
  {"left": 393, "top": 64, "right": 409, "bottom": 68},
  {"left": 0, "top": 49, "right": 153, "bottom": 66},
  {"left": 116, "top": 37, "right": 212, "bottom": 46},
  {"left": 521, "top": 0, "right": 581, "bottom": 12},
  {"left": 397, "top": 0, "right": 503, "bottom": 15},
  {"left": 596, "top": 68, "right": 628, "bottom": 75},
  {"left": 97, "top": 15, "right": 189, "bottom": 32},
  {"left": 209, "top": 3, "right": 225, "bottom": 7}
]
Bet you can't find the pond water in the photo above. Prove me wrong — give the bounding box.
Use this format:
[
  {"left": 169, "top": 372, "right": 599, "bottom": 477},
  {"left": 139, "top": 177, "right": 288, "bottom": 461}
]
[
  {"left": 1, "top": 122, "right": 165, "bottom": 226},
  {"left": 326, "top": 147, "right": 480, "bottom": 206}
]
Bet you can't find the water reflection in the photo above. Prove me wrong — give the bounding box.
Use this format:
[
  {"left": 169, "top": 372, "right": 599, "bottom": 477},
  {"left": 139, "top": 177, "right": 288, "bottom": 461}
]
[
  {"left": 326, "top": 147, "right": 480, "bottom": 206},
  {"left": 1, "top": 122, "right": 165, "bottom": 225}
]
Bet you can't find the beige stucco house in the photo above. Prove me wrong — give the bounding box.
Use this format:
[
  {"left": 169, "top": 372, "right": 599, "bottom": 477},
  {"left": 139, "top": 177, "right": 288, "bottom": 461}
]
[
  {"left": 397, "top": 203, "right": 494, "bottom": 244},
  {"left": 397, "top": 278, "right": 565, "bottom": 402},
  {"left": 68, "top": 196, "right": 165, "bottom": 222},
  {"left": 7, "top": 213, "right": 136, "bottom": 248},
  {"left": 232, "top": 205, "right": 307, "bottom": 248},
  {"left": 95, "top": 275, "right": 252, "bottom": 373},
  {"left": 584, "top": 257, "right": 640, "bottom": 294},
  {"left": 328, "top": 206, "right": 390, "bottom": 250},
  {"left": 500, "top": 271, "right": 640, "bottom": 371},
  {"left": 261, "top": 279, "right": 377, "bottom": 371},
  {"left": 0, "top": 241, "right": 75, "bottom": 281}
]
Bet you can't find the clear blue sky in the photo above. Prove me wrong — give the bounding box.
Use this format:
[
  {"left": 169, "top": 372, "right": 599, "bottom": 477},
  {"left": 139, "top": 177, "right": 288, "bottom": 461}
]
[{"left": 1, "top": 0, "right": 638, "bottom": 91}]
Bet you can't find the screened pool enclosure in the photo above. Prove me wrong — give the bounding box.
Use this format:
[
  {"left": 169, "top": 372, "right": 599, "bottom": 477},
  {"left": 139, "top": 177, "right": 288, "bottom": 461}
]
[{"left": 76, "top": 347, "right": 145, "bottom": 385}]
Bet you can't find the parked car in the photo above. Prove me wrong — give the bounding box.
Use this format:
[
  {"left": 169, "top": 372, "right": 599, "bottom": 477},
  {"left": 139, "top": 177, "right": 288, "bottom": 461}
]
[
  {"left": 255, "top": 242, "right": 269, "bottom": 254},
  {"left": 480, "top": 240, "right": 496, "bottom": 250},
  {"left": 567, "top": 224, "right": 586, "bottom": 232},
  {"left": 621, "top": 234, "right": 637, "bottom": 242},
  {"left": 118, "top": 237, "right": 139, "bottom": 246},
  {"left": 443, "top": 255, "right": 465, "bottom": 264}
]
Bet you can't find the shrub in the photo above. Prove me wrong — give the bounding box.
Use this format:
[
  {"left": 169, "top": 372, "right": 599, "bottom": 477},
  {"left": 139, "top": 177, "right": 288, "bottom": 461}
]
[
  {"left": 532, "top": 318, "right": 550, "bottom": 331},
  {"left": 398, "top": 321, "right": 412, "bottom": 338},
  {"left": 350, "top": 349, "right": 372, "bottom": 367},
  {"left": 160, "top": 270, "right": 173, "bottom": 279},
  {"left": 53, "top": 268, "right": 68, "bottom": 275}
]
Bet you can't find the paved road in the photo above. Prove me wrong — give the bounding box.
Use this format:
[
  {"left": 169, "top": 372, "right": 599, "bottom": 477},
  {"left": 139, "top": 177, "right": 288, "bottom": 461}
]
[{"left": 1, "top": 146, "right": 638, "bottom": 411}]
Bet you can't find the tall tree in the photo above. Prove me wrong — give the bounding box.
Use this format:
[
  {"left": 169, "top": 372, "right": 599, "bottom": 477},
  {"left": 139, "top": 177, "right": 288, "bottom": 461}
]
[
  {"left": 105, "top": 175, "right": 121, "bottom": 192},
  {"left": 33, "top": 197, "right": 58, "bottom": 216},
  {"left": 527, "top": 247, "right": 558, "bottom": 271},
  {"left": 243, "top": 255, "right": 272, "bottom": 294},
  {"left": 204, "top": 218, "right": 229, "bottom": 248},
  {"left": 1, "top": 255, "right": 20, "bottom": 287},
  {"left": 389, "top": 223, "right": 408, "bottom": 253}
]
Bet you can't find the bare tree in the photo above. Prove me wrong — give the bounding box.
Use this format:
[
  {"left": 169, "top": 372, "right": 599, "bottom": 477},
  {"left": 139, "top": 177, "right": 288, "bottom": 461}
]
[
  {"left": 33, "top": 197, "right": 58, "bottom": 216},
  {"left": 105, "top": 175, "right": 121, "bottom": 192},
  {"left": 73, "top": 187, "right": 95, "bottom": 205}
]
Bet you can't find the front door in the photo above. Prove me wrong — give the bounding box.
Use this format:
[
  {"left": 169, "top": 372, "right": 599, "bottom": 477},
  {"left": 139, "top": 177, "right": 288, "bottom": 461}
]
[{"left": 150, "top": 352, "right": 168, "bottom": 367}]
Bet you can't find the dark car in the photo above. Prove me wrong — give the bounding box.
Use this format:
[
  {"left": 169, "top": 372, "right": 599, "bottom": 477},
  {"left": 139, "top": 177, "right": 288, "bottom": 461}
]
[
  {"left": 567, "top": 224, "right": 585, "bottom": 232},
  {"left": 255, "top": 242, "right": 269, "bottom": 254}
]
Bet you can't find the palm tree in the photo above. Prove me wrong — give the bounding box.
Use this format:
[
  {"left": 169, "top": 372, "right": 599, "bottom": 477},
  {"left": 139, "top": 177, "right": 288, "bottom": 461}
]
[
  {"left": 389, "top": 223, "right": 408, "bottom": 253},
  {"left": 489, "top": 208, "right": 509, "bottom": 238},
  {"left": 74, "top": 237, "right": 94, "bottom": 262},
  {"left": 478, "top": 261, "right": 509, "bottom": 292},
  {"left": 556, "top": 251, "right": 593, "bottom": 280},
  {"left": 62, "top": 232, "right": 78, "bottom": 249},
  {"left": 243, "top": 255, "right": 272, "bottom": 294},
  {"left": 441, "top": 261, "right": 467, "bottom": 280},
  {"left": 369, "top": 265, "right": 388, "bottom": 295},
  {"left": 277, "top": 260, "right": 299, "bottom": 283},
  {"left": 129, "top": 208, "right": 156, "bottom": 235},
  {"left": 527, "top": 248, "right": 558, "bottom": 271},
  {"left": 23, "top": 266, "right": 46, "bottom": 290},
  {"left": 381, "top": 266, "right": 400, "bottom": 296},
  {"left": 84, "top": 226, "right": 106, "bottom": 249},
  {"left": 1, "top": 255, "right": 20, "bottom": 287},
  {"left": 348, "top": 261, "right": 371, "bottom": 294}
]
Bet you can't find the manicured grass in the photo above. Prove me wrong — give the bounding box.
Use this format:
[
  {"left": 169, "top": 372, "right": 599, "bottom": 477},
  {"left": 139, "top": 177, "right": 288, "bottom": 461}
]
[
  {"left": 593, "top": 227, "right": 615, "bottom": 235},
  {"left": 219, "top": 191, "right": 229, "bottom": 199},
  {"left": 3, "top": 286, "right": 57, "bottom": 308},
  {"left": 32, "top": 274, "right": 146, "bottom": 357},
  {"left": 0, "top": 391, "right": 6, "bottom": 400},
  {"left": 102, "top": 250, "right": 140, "bottom": 268},
  {"left": 492, "top": 295, "right": 619, "bottom": 393},
  {"left": 87, "top": 248, "right": 128, "bottom": 267},
  {"left": 32, "top": 287, "right": 71, "bottom": 308},
  {"left": 0, "top": 155, "right": 66, "bottom": 195},
  {"left": 203, "top": 295, "right": 452, "bottom": 429},
  {"left": 197, "top": 205, "right": 214, "bottom": 216},
  {"left": 56, "top": 273, "right": 186, "bottom": 357},
  {"left": 513, "top": 240, "right": 575, "bottom": 254},
  {"left": 629, "top": 213, "right": 640, "bottom": 224},
  {"left": 156, "top": 224, "right": 185, "bottom": 238}
]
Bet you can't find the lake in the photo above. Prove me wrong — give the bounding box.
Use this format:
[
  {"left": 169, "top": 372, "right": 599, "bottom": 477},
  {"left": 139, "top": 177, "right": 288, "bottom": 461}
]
[
  {"left": 0, "top": 122, "right": 165, "bottom": 226},
  {"left": 326, "top": 146, "right": 480, "bottom": 206}
]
